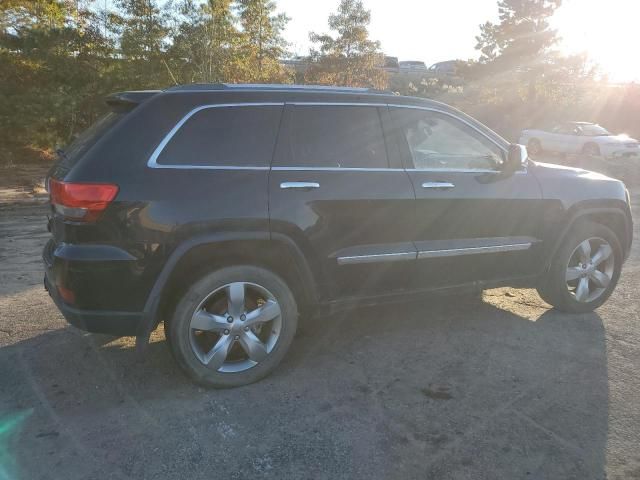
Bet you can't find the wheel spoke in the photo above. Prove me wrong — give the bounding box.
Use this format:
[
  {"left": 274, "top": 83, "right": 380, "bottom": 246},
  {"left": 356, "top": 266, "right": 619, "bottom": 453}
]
[
  {"left": 238, "top": 330, "right": 268, "bottom": 362},
  {"left": 203, "top": 334, "right": 234, "bottom": 370},
  {"left": 575, "top": 277, "right": 590, "bottom": 302},
  {"left": 591, "top": 244, "right": 612, "bottom": 266},
  {"left": 191, "top": 310, "right": 228, "bottom": 331},
  {"left": 590, "top": 269, "right": 611, "bottom": 288},
  {"left": 227, "top": 282, "right": 245, "bottom": 318},
  {"left": 244, "top": 300, "right": 281, "bottom": 327},
  {"left": 565, "top": 267, "right": 583, "bottom": 282},
  {"left": 577, "top": 240, "right": 591, "bottom": 263}
]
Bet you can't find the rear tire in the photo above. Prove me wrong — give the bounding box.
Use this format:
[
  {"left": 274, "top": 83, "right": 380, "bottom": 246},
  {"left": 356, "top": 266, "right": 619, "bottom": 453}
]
[
  {"left": 536, "top": 221, "right": 621, "bottom": 313},
  {"left": 168, "top": 266, "right": 298, "bottom": 388}
]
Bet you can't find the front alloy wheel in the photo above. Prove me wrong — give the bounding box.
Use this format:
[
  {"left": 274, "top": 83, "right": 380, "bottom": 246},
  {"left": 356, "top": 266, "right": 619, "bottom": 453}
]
[
  {"left": 565, "top": 238, "right": 614, "bottom": 303},
  {"left": 536, "top": 221, "right": 621, "bottom": 313}
]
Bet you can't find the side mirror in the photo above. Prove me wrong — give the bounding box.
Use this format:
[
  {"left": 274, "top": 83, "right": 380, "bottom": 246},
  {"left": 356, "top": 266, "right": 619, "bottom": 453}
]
[{"left": 505, "top": 144, "right": 528, "bottom": 172}]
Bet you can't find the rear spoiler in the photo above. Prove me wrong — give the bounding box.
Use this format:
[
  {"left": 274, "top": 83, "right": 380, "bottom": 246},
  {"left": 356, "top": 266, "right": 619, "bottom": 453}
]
[{"left": 105, "top": 90, "right": 161, "bottom": 112}]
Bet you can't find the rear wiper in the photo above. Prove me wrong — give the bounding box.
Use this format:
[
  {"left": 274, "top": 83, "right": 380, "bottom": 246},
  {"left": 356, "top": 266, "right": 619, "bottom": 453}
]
[{"left": 56, "top": 148, "right": 68, "bottom": 161}]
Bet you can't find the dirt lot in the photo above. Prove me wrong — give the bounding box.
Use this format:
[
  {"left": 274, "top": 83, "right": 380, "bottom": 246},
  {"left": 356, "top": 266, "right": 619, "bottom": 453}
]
[{"left": 1, "top": 160, "right": 640, "bottom": 479}]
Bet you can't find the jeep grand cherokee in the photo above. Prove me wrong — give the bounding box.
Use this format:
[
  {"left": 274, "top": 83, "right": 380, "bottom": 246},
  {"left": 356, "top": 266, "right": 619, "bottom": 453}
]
[{"left": 43, "top": 84, "right": 633, "bottom": 387}]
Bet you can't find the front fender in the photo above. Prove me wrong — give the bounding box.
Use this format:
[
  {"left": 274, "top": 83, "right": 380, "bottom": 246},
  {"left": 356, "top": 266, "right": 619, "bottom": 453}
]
[{"left": 542, "top": 204, "right": 632, "bottom": 273}]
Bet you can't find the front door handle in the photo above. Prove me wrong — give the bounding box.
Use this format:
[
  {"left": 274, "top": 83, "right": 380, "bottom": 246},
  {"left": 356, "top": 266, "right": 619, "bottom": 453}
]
[
  {"left": 280, "top": 182, "right": 320, "bottom": 190},
  {"left": 422, "top": 182, "right": 455, "bottom": 190}
]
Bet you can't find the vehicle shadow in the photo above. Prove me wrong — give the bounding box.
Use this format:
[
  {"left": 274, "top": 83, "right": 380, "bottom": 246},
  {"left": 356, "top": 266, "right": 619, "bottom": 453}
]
[{"left": 0, "top": 292, "right": 609, "bottom": 479}]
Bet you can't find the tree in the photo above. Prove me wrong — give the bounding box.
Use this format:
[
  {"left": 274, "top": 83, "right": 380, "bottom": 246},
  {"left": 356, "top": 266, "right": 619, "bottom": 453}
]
[
  {"left": 236, "top": 0, "right": 291, "bottom": 83},
  {"left": 474, "top": 1, "right": 563, "bottom": 98},
  {"left": 169, "top": 0, "right": 244, "bottom": 83},
  {"left": 475, "top": 0, "right": 561, "bottom": 66},
  {"left": 305, "top": 0, "right": 386, "bottom": 89},
  {"left": 112, "top": 0, "right": 172, "bottom": 88},
  {"left": 0, "top": 0, "right": 116, "bottom": 155}
]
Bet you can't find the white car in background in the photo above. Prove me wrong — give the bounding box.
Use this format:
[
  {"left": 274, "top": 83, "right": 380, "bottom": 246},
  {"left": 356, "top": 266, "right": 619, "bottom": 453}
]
[{"left": 520, "top": 122, "right": 640, "bottom": 159}]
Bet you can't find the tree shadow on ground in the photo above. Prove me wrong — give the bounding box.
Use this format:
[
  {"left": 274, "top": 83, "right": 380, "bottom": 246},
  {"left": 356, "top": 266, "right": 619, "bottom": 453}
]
[{"left": 0, "top": 294, "right": 608, "bottom": 480}]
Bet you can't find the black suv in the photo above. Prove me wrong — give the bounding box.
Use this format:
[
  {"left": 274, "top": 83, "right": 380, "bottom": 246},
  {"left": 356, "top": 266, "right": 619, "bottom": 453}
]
[{"left": 44, "top": 84, "right": 633, "bottom": 387}]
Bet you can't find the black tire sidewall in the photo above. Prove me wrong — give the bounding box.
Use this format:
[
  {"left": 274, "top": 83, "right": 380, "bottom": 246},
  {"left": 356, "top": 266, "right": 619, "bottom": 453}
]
[
  {"left": 168, "top": 266, "right": 298, "bottom": 388},
  {"left": 583, "top": 143, "right": 600, "bottom": 157}
]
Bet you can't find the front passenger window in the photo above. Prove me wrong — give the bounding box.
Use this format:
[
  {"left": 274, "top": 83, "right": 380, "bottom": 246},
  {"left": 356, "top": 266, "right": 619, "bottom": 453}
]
[{"left": 391, "top": 108, "right": 504, "bottom": 171}]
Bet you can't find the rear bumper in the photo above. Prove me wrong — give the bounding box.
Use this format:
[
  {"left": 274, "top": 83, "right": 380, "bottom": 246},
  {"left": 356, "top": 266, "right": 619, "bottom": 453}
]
[
  {"left": 44, "top": 273, "right": 143, "bottom": 335},
  {"left": 43, "top": 240, "right": 144, "bottom": 336}
]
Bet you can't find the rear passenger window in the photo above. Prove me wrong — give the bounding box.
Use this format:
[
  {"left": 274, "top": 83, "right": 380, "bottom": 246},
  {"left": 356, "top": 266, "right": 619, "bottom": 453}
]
[
  {"left": 157, "top": 105, "right": 282, "bottom": 167},
  {"left": 282, "top": 105, "right": 388, "bottom": 169}
]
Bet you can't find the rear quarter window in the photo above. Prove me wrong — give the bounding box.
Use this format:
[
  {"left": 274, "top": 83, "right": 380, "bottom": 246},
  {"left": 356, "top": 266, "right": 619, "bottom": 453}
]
[
  {"left": 60, "top": 112, "right": 125, "bottom": 168},
  {"left": 156, "top": 105, "right": 283, "bottom": 167}
]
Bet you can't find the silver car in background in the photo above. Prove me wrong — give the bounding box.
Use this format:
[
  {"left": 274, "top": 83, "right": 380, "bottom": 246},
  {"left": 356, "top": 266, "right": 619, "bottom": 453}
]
[{"left": 520, "top": 122, "right": 640, "bottom": 159}]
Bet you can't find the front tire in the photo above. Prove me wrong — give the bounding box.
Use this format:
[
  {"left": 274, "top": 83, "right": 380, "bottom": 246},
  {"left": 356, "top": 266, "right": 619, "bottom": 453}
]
[
  {"left": 168, "top": 266, "right": 298, "bottom": 388},
  {"left": 582, "top": 143, "right": 601, "bottom": 157},
  {"left": 537, "top": 221, "right": 622, "bottom": 313}
]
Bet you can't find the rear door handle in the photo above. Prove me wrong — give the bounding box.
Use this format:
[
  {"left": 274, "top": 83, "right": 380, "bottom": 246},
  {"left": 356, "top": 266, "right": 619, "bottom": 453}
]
[
  {"left": 280, "top": 182, "right": 320, "bottom": 190},
  {"left": 422, "top": 182, "right": 455, "bottom": 190}
]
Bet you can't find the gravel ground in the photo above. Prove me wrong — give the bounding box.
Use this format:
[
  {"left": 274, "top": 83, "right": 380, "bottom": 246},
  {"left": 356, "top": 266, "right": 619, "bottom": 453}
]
[{"left": 1, "top": 190, "right": 639, "bottom": 480}]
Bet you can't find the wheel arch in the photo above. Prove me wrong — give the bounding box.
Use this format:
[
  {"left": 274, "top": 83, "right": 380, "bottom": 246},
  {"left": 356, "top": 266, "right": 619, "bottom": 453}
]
[
  {"left": 135, "top": 231, "right": 321, "bottom": 349},
  {"left": 543, "top": 205, "right": 632, "bottom": 273}
]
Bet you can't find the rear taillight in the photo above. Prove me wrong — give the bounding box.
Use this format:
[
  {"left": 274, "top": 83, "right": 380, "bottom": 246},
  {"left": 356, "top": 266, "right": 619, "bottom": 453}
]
[{"left": 49, "top": 178, "right": 119, "bottom": 222}]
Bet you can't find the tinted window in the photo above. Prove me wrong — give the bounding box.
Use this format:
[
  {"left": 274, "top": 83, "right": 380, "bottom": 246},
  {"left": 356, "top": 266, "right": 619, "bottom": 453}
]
[
  {"left": 284, "top": 105, "right": 388, "bottom": 168},
  {"left": 61, "top": 111, "right": 125, "bottom": 168},
  {"left": 157, "top": 105, "right": 282, "bottom": 166},
  {"left": 391, "top": 108, "right": 503, "bottom": 171}
]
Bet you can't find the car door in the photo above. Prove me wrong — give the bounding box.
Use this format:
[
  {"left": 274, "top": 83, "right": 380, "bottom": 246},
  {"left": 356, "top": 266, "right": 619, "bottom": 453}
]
[
  {"left": 269, "top": 103, "right": 417, "bottom": 300},
  {"left": 387, "top": 106, "right": 545, "bottom": 289},
  {"left": 550, "top": 124, "right": 579, "bottom": 154}
]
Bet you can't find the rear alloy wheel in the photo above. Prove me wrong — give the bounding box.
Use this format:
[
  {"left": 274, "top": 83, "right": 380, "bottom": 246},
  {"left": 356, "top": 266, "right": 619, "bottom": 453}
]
[
  {"left": 169, "top": 266, "right": 297, "bottom": 387},
  {"left": 537, "top": 221, "right": 621, "bottom": 313}
]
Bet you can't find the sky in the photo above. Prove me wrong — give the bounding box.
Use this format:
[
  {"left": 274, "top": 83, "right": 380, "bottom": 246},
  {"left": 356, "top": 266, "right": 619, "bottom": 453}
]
[{"left": 277, "top": 0, "right": 640, "bottom": 82}]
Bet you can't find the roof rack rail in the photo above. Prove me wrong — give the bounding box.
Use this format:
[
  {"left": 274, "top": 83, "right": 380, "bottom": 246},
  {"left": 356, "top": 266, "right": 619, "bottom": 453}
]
[{"left": 165, "top": 83, "right": 392, "bottom": 94}]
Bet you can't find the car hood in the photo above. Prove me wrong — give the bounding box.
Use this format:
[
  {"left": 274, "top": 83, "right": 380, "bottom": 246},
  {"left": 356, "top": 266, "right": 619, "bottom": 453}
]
[{"left": 530, "top": 161, "right": 627, "bottom": 204}]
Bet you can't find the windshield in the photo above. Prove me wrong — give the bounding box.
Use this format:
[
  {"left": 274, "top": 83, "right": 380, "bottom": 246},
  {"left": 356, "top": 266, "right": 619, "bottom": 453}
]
[{"left": 578, "top": 124, "right": 611, "bottom": 136}]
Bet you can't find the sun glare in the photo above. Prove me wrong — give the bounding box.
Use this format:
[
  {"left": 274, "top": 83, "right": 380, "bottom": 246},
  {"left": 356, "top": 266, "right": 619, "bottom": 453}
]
[{"left": 553, "top": 0, "right": 640, "bottom": 82}]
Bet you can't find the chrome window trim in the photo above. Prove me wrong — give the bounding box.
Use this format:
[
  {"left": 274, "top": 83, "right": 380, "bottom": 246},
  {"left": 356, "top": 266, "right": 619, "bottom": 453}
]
[
  {"left": 417, "top": 242, "right": 532, "bottom": 259},
  {"left": 287, "top": 102, "right": 388, "bottom": 107},
  {"left": 147, "top": 100, "right": 525, "bottom": 174},
  {"left": 147, "top": 102, "right": 284, "bottom": 170},
  {"left": 271, "top": 166, "right": 405, "bottom": 172}
]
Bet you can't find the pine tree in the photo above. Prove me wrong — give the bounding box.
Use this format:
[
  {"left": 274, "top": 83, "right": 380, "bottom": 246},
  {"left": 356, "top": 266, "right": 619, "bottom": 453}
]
[
  {"left": 475, "top": 0, "right": 562, "bottom": 67},
  {"left": 305, "top": 0, "right": 386, "bottom": 89},
  {"left": 236, "top": 0, "right": 291, "bottom": 83},
  {"left": 113, "top": 0, "right": 171, "bottom": 88},
  {"left": 169, "top": 0, "right": 244, "bottom": 83}
]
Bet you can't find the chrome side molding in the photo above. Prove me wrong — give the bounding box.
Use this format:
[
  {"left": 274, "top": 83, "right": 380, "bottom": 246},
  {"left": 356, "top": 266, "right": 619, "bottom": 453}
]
[
  {"left": 336, "top": 238, "right": 535, "bottom": 265},
  {"left": 422, "top": 182, "right": 455, "bottom": 189},
  {"left": 337, "top": 251, "right": 417, "bottom": 265},
  {"left": 280, "top": 182, "right": 320, "bottom": 190},
  {"left": 417, "top": 242, "right": 532, "bottom": 259}
]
